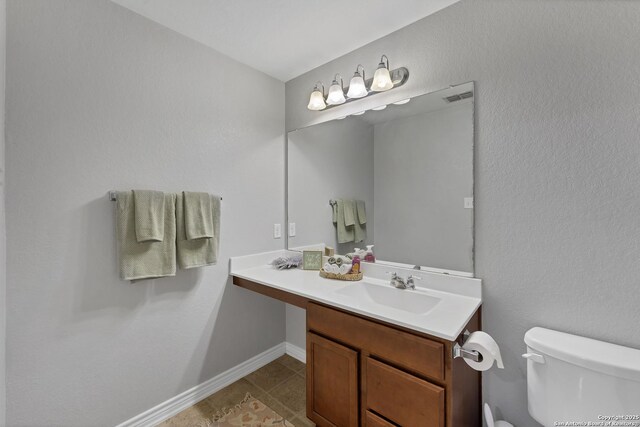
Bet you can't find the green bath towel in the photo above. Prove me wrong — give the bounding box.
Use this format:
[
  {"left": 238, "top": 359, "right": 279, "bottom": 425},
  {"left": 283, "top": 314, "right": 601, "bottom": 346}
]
[
  {"left": 176, "top": 193, "right": 221, "bottom": 269},
  {"left": 116, "top": 191, "right": 176, "bottom": 281}
]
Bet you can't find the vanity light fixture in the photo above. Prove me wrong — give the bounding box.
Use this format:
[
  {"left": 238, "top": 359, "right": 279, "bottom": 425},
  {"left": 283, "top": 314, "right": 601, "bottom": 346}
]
[
  {"left": 326, "top": 74, "right": 346, "bottom": 105},
  {"left": 346, "top": 65, "right": 368, "bottom": 99},
  {"left": 372, "top": 105, "right": 387, "bottom": 111},
  {"left": 393, "top": 98, "right": 411, "bottom": 105},
  {"left": 352, "top": 111, "right": 366, "bottom": 116},
  {"left": 370, "top": 55, "right": 394, "bottom": 92},
  {"left": 307, "top": 81, "right": 327, "bottom": 111},
  {"left": 306, "top": 55, "right": 409, "bottom": 111}
]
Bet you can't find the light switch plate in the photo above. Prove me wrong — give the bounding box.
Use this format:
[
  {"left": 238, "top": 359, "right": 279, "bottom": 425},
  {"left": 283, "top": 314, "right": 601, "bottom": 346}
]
[
  {"left": 289, "top": 222, "right": 296, "bottom": 237},
  {"left": 273, "top": 223, "right": 282, "bottom": 239},
  {"left": 464, "top": 197, "right": 474, "bottom": 209}
]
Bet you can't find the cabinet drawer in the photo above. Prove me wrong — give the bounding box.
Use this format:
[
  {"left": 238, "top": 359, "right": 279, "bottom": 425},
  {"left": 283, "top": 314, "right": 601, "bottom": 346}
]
[
  {"left": 366, "top": 357, "right": 445, "bottom": 427},
  {"left": 365, "top": 411, "right": 396, "bottom": 427},
  {"left": 308, "top": 303, "right": 444, "bottom": 381}
]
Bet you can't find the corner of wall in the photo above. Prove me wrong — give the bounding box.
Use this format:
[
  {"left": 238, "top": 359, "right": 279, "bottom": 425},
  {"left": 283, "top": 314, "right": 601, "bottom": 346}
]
[{"left": 0, "top": 0, "right": 6, "bottom": 423}]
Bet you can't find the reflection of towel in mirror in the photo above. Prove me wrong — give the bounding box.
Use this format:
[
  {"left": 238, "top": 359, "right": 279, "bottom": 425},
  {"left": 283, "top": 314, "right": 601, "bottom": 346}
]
[
  {"left": 353, "top": 200, "right": 366, "bottom": 243},
  {"left": 343, "top": 199, "right": 356, "bottom": 226},
  {"left": 356, "top": 200, "right": 367, "bottom": 224},
  {"left": 333, "top": 199, "right": 355, "bottom": 243}
]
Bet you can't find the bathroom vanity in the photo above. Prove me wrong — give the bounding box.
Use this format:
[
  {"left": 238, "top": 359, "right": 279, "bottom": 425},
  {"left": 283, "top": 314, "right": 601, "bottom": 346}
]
[
  {"left": 231, "top": 81, "right": 482, "bottom": 426},
  {"left": 230, "top": 254, "right": 482, "bottom": 427}
]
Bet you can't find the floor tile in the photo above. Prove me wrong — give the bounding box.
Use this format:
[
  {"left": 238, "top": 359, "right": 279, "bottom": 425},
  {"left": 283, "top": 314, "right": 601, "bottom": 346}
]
[
  {"left": 276, "top": 354, "right": 306, "bottom": 373},
  {"left": 289, "top": 415, "right": 316, "bottom": 427},
  {"left": 157, "top": 400, "right": 216, "bottom": 427},
  {"left": 160, "top": 360, "right": 308, "bottom": 426},
  {"left": 245, "top": 360, "right": 297, "bottom": 392},
  {"left": 268, "top": 374, "right": 306, "bottom": 413},
  {"left": 259, "top": 392, "right": 297, "bottom": 421},
  {"left": 203, "top": 378, "right": 265, "bottom": 410}
]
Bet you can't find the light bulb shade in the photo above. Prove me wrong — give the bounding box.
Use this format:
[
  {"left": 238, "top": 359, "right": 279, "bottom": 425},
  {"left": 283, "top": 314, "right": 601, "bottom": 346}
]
[
  {"left": 326, "top": 83, "right": 346, "bottom": 105},
  {"left": 370, "top": 66, "right": 393, "bottom": 92},
  {"left": 307, "top": 89, "right": 326, "bottom": 110},
  {"left": 347, "top": 74, "right": 367, "bottom": 98}
]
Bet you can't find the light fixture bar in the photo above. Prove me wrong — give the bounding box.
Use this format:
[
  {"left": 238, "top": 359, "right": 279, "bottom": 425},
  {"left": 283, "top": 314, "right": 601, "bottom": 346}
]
[{"left": 319, "top": 66, "right": 409, "bottom": 111}]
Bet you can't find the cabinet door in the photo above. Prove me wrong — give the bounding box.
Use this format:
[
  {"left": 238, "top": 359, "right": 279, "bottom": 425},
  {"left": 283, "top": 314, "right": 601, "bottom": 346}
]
[
  {"left": 306, "top": 332, "right": 359, "bottom": 427},
  {"left": 366, "top": 357, "right": 445, "bottom": 427}
]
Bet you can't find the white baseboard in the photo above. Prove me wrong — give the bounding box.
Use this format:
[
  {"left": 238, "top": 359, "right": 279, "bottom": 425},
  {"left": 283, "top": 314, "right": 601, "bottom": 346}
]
[
  {"left": 116, "top": 343, "right": 286, "bottom": 427},
  {"left": 285, "top": 342, "right": 306, "bottom": 363}
]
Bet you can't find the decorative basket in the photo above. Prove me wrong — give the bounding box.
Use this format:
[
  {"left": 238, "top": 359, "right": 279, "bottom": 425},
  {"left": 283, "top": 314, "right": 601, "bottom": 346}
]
[{"left": 319, "top": 269, "right": 363, "bottom": 281}]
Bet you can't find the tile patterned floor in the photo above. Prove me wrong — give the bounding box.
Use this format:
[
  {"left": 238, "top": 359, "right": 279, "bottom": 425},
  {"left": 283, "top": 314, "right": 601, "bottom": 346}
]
[{"left": 158, "top": 355, "right": 315, "bottom": 427}]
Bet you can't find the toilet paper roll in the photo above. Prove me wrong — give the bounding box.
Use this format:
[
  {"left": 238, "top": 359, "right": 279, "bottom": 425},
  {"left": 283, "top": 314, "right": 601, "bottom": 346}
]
[{"left": 462, "top": 331, "right": 504, "bottom": 371}]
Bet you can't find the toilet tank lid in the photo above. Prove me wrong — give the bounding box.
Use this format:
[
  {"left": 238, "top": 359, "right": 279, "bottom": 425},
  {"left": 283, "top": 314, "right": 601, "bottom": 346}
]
[{"left": 525, "top": 327, "right": 640, "bottom": 382}]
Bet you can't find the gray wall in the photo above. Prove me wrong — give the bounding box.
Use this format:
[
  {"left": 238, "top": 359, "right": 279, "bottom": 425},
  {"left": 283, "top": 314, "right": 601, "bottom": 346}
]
[
  {"left": 374, "top": 101, "right": 473, "bottom": 272},
  {"left": 286, "top": 1, "right": 640, "bottom": 425},
  {"left": 0, "top": 0, "right": 5, "bottom": 424},
  {"left": 6, "top": 1, "right": 285, "bottom": 426},
  {"left": 288, "top": 118, "right": 374, "bottom": 255}
]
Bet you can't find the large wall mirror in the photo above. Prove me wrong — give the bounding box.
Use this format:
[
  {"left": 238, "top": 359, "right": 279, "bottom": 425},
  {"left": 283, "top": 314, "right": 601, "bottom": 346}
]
[{"left": 287, "top": 82, "right": 475, "bottom": 275}]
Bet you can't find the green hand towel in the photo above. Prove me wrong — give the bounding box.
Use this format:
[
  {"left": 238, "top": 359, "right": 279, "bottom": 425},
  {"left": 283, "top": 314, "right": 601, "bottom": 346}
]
[
  {"left": 356, "top": 200, "right": 367, "bottom": 224},
  {"left": 335, "top": 199, "right": 355, "bottom": 244},
  {"left": 343, "top": 199, "right": 356, "bottom": 226},
  {"left": 177, "top": 193, "right": 221, "bottom": 269},
  {"left": 116, "top": 191, "right": 176, "bottom": 281},
  {"left": 353, "top": 200, "right": 367, "bottom": 243},
  {"left": 184, "top": 191, "right": 214, "bottom": 240},
  {"left": 133, "top": 190, "right": 165, "bottom": 242}
]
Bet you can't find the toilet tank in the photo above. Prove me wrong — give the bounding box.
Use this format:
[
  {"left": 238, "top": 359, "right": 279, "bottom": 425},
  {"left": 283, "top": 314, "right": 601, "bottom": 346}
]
[{"left": 524, "top": 327, "right": 640, "bottom": 427}]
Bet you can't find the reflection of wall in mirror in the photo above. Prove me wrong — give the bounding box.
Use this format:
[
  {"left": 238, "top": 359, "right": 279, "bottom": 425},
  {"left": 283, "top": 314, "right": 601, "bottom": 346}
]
[
  {"left": 374, "top": 100, "right": 473, "bottom": 272},
  {"left": 288, "top": 118, "right": 375, "bottom": 255}
]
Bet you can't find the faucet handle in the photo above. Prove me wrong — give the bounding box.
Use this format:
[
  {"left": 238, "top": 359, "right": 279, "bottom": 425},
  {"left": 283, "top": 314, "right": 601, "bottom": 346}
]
[
  {"left": 407, "top": 275, "right": 421, "bottom": 281},
  {"left": 385, "top": 271, "right": 398, "bottom": 278}
]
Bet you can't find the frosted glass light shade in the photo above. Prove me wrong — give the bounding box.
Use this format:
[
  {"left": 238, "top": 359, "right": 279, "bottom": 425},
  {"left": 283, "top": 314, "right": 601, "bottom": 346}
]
[
  {"left": 347, "top": 74, "right": 367, "bottom": 98},
  {"left": 371, "top": 66, "right": 393, "bottom": 92},
  {"left": 327, "top": 83, "right": 346, "bottom": 105},
  {"left": 307, "top": 89, "right": 326, "bottom": 110}
]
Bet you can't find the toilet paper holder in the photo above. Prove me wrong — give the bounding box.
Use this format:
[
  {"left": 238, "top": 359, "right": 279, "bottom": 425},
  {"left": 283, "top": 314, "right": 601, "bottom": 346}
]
[{"left": 452, "top": 330, "right": 483, "bottom": 362}]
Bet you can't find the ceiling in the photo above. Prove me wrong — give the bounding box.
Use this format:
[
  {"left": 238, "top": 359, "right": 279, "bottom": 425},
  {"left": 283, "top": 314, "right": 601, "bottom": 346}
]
[{"left": 111, "top": 0, "right": 460, "bottom": 82}]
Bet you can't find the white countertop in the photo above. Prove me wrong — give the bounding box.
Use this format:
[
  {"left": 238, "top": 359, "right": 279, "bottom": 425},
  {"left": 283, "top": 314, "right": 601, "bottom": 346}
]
[{"left": 230, "top": 250, "right": 482, "bottom": 341}]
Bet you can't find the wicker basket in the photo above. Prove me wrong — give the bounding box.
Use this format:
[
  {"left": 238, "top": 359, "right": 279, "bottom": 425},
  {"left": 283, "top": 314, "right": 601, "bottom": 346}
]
[{"left": 319, "top": 269, "right": 363, "bottom": 281}]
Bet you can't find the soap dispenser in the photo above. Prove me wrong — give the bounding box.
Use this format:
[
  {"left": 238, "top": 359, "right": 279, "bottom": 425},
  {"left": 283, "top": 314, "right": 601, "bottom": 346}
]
[{"left": 364, "top": 245, "right": 375, "bottom": 263}]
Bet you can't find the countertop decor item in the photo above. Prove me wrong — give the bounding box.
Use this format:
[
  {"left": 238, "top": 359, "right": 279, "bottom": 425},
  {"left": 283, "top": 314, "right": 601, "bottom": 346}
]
[
  {"left": 270, "top": 254, "right": 303, "bottom": 270},
  {"left": 319, "top": 268, "right": 363, "bottom": 281},
  {"left": 303, "top": 250, "right": 323, "bottom": 270}
]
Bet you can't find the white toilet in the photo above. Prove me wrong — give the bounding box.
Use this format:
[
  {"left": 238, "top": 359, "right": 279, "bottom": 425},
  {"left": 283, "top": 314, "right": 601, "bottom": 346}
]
[{"left": 524, "top": 327, "right": 640, "bottom": 427}]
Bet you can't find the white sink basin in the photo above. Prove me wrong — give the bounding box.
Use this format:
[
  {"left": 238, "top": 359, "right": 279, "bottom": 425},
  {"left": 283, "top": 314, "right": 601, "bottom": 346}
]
[{"left": 335, "top": 282, "right": 441, "bottom": 315}]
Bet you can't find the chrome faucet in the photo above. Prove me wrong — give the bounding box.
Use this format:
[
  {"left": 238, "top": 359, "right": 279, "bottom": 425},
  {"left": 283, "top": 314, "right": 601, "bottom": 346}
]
[{"left": 388, "top": 272, "right": 421, "bottom": 290}]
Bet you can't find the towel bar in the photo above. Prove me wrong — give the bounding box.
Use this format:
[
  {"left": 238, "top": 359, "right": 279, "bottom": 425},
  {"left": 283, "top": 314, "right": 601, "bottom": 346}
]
[{"left": 109, "top": 191, "right": 222, "bottom": 201}]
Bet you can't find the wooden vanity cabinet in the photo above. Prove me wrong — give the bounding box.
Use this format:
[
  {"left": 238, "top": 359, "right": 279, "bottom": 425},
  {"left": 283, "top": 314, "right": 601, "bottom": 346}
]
[{"left": 306, "top": 302, "right": 480, "bottom": 427}]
